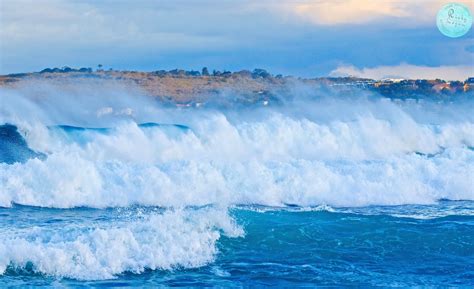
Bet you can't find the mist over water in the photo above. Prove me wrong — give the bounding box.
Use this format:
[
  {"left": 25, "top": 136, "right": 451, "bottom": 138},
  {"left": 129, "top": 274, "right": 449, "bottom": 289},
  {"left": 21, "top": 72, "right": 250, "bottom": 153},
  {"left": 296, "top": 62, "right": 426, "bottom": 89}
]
[
  {"left": 0, "top": 83, "right": 473, "bottom": 284},
  {"left": 1, "top": 84, "right": 473, "bottom": 208}
]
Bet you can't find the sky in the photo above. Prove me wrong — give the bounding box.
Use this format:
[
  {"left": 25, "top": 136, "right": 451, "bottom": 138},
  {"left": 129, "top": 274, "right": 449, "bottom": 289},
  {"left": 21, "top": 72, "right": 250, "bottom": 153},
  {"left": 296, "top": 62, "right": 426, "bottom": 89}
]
[{"left": 1, "top": 0, "right": 473, "bottom": 79}]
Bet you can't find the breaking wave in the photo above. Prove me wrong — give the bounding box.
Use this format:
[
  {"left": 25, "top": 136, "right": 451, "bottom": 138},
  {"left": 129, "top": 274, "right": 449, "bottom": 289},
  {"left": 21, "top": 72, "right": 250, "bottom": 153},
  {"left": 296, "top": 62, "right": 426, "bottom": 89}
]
[
  {"left": 1, "top": 88, "right": 473, "bottom": 208},
  {"left": 0, "top": 207, "right": 242, "bottom": 280},
  {"left": 1, "top": 86, "right": 473, "bottom": 281}
]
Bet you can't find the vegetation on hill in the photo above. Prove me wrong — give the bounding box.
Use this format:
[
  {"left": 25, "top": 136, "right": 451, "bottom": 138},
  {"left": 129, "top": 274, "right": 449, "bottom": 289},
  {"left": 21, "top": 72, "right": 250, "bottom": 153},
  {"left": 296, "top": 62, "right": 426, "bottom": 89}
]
[{"left": 1, "top": 67, "right": 472, "bottom": 106}]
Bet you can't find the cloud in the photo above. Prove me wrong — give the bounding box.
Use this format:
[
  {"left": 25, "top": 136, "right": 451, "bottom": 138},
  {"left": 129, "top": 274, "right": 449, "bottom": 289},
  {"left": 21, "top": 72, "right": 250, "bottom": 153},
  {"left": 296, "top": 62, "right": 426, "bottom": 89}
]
[
  {"left": 0, "top": 0, "right": 473, "bottom": 75},
  {"left": 330, "top": 63, "right": 474, "bottom": 80},
  {"left": 0, "top": 0, "right": 233, "bottom": 48},
  {"left": 0, "top": 0, "right": 243, "bottom": 73},
  {"left": 273, "top": 0, "right": 474, "bottom": 26}
]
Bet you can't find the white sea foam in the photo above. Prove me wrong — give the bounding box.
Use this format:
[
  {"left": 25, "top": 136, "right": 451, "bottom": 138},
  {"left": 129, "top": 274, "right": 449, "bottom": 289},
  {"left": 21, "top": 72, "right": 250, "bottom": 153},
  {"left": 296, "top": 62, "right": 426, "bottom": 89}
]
[
  {"left": 1, "top": 89, "right": 473, "bottom": 208},
  {"left": 1, "top": 86, "right": 474, "bottom": 281},
  {"left": 0, "top": 208, "right": 242, "bottom": 280}
]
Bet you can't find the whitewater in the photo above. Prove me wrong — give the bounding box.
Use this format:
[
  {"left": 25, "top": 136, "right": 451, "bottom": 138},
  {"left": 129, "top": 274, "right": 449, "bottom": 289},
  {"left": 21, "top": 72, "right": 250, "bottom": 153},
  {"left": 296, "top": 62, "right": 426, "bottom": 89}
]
[{"left": 0, "top": 84, "right": 473, "bottom": 286}]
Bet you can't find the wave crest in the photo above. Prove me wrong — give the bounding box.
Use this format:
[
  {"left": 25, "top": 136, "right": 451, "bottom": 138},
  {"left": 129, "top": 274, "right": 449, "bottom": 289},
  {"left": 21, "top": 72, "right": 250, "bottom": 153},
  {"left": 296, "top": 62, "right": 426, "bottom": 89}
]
[{"left": 0, "top": 208, "right": 242, "bottom": 280}]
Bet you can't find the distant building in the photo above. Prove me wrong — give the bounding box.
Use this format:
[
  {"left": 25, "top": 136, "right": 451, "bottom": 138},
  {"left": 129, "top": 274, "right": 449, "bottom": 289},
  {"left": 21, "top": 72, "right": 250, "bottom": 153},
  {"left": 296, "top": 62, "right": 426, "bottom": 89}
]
[{"left": 464, "top": 77, "right": 474, "bottom": 92}]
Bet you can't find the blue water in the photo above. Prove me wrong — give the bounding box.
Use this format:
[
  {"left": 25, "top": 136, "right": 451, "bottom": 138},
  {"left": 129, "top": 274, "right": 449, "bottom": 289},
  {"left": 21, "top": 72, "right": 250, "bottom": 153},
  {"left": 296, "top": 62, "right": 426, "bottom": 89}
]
[
  {"left": 0, "top": 202, "right": 473, "bottom": 287},
  {"left": 1, "top": 94, "right": 474, "bottom": 286}
]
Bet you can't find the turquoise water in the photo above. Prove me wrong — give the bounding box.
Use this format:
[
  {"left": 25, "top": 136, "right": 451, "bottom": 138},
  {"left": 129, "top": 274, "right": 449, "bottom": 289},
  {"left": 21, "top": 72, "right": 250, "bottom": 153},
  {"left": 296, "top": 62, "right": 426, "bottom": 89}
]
[
  {"left": 1, "top": 94, "right": 473, "bottom": 286},
  {"left": 0, "top": 202, "right": 473, "bottom": 287}
]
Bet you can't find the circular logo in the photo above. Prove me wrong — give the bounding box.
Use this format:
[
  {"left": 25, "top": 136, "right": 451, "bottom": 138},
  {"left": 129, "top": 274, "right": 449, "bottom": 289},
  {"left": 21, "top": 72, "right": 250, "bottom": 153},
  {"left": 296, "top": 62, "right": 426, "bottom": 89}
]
[{"left": 437, "top": 3, "right": 472, "bottom": 38}]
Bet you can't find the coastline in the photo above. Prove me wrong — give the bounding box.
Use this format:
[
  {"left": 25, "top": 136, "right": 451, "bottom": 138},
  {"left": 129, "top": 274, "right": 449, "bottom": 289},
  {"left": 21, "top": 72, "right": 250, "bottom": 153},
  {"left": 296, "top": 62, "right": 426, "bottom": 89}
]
[{"left": 1, "top": 68, "right": 473, "bottom": 105}]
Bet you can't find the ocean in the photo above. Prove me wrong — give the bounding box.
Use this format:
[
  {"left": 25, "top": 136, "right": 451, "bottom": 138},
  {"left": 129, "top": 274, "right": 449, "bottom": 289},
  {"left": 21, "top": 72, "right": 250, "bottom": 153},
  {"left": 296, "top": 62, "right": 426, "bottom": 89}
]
[{"left": 1, "top": 89, "right": 473, "bottom": 287}]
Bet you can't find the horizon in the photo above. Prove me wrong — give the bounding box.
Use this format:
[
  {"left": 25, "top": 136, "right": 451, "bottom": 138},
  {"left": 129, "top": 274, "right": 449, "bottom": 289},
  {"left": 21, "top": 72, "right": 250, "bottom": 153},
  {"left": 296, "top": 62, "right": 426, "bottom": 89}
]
[{"left": 3, "top": 65, "right": 474, "bottom": 82}]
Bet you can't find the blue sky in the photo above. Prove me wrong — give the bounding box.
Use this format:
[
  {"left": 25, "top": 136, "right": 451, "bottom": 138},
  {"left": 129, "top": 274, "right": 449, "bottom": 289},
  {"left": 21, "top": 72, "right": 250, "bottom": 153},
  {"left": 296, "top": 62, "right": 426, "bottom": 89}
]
[{"left": 1, "top": 0, "right": 473, "bottom": 79}]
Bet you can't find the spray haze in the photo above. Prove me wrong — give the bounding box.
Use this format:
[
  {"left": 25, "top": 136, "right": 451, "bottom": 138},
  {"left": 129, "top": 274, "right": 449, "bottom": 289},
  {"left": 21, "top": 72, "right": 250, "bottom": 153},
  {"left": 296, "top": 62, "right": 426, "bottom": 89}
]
[{"left": 1, "top": 81, "right": 473, "bottom": 208}]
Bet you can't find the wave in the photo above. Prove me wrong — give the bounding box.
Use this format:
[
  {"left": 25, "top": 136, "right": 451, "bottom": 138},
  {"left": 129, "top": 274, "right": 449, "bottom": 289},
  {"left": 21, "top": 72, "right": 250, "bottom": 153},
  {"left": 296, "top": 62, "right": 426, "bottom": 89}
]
[
  {"left": 1, "top": 86, "right": 474, "bottom": 208},
  {"left": 2, "top": 203, "right": 471, "bottom": 282},
  {"left": 1, "top": 87, "right": 474, "bottom": 282},
  {"left": 0, "top": 124, "right": 46, "bottom": 164},
  {"left": 1, "top": 112, "right": 473, "bottom": 208},
  {"left": 0, "top": 207, "right": 242, "bottom": 280}
]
